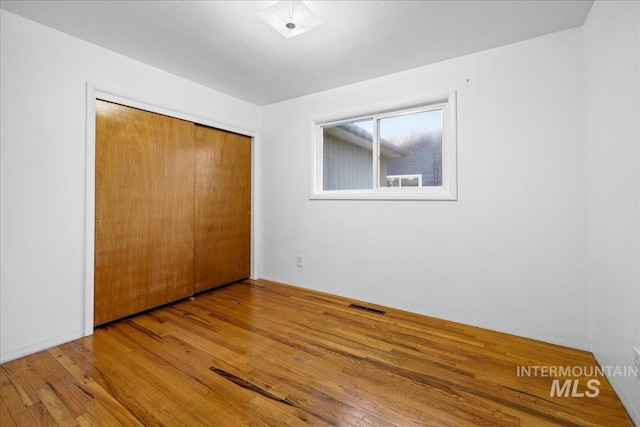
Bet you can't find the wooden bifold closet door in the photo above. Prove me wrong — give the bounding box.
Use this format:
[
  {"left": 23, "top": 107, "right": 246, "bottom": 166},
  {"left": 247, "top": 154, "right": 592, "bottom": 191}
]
[{"left": 94, "top": 100, "right": 251, "bottom": 326}]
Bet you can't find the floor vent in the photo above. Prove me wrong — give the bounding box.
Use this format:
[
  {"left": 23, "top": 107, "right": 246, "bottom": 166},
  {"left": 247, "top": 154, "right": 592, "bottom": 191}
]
[{"left": 348, "top": 304, "right": 386, "bottom": 315}]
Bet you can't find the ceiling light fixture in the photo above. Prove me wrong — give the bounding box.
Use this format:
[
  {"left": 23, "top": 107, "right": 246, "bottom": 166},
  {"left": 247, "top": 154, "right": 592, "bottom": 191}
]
[{"left": 255, "top": 1, "right": 324, "bottom": 39}]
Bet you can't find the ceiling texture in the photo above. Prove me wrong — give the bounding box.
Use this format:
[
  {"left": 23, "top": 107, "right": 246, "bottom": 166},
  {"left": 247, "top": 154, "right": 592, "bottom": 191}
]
[{"left": 1, "top": 0, "right": 594, "bottom": 106}]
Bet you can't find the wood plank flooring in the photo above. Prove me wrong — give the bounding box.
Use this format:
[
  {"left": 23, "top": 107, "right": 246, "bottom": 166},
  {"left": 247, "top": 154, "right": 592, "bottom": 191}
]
[{"left": 0, "top": 279, "right": 633, "bottom": 426}]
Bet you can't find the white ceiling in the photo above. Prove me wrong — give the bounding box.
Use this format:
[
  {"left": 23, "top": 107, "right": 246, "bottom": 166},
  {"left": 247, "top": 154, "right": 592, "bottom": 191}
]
[{"left": 1, "top": 0, "right": 594, "bottom": 106}]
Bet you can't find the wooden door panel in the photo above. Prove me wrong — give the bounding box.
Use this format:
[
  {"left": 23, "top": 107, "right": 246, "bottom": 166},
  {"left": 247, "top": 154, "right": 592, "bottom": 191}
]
[
  {"left": 194, "top": 125, "right": 251, "bottom": 293},
  {"left": 95, "top": 100, "right": 195, "bottom": 325}
]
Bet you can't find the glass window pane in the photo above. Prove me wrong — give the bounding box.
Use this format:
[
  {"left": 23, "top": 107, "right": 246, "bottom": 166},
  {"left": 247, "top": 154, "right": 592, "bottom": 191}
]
[
  {"left": 401, "top": 177, "right": 420, "bottom": 187},
  {"left": 323, "top": 120, "right": 374, "bottom": 190},
  {"left": 379, "top": 109, "right": 442, "bottom": 187},
  {"left": 387, "top": 177, "right": 400, "bottom": 187}
]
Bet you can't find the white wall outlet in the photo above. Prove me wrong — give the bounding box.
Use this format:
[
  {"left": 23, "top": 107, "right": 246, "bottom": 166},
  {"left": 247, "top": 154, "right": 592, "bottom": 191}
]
[
  {"left": 634, "top": 347, "right": 640, "bottom": 380},
  {"left": 296, "top": 255, "right": 303, "bottom": 268}
]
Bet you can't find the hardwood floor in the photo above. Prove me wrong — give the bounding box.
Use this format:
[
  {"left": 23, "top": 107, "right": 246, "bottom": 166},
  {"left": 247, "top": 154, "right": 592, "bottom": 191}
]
[{"left": 0, "top": 279, "right": 633, "bottom": 426}]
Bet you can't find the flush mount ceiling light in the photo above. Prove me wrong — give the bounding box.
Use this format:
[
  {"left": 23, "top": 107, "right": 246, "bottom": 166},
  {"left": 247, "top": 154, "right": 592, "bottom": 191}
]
[{"left": 255, "top": 1, "right": 324, "bottom": 39}]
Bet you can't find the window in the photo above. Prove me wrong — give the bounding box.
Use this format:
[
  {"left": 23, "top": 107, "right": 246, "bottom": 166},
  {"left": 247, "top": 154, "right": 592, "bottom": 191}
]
[
  {"left": 312, "top": 91, "right": 457, "bottom": 200},
  {"left": 387, "top": 174, "right": 422, "bottom": 187}
]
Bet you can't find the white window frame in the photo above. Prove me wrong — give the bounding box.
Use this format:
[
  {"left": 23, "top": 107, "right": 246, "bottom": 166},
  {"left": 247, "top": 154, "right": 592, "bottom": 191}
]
[{"left": 311, "top": 90, "right": 457, "bottom": 201}]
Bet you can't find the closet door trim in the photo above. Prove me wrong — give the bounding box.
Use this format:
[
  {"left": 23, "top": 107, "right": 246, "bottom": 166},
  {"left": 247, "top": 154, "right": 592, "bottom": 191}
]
[{"left": 84, "top": 82, "right": 257, "bottom": 336}]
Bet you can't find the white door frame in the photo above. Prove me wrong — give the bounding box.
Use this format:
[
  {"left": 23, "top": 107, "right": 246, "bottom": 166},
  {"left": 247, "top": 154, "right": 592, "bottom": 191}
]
[{"left": 83, "top": 82, "right": 260, "bottom": 336}]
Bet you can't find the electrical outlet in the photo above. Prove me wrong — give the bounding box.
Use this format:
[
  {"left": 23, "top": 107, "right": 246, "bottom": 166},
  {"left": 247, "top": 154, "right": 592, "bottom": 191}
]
[
  {"left": 634, "top": 347, "right": 640, "bottom": 380},
  {"left": 296, "top": 255, "right": 303, "bottom": 268}
]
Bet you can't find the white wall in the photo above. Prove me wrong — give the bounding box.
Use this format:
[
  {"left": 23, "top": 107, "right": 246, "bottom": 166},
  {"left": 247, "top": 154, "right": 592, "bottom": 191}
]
[
  {"left": 584, "top": 1, "right": 640, "bottom": 422},
  {"left": 0, "top": 10, "right": 260, "bottom": 363},
  {"left": 260, "top": 28, "right": 590, "bottom": 349}
]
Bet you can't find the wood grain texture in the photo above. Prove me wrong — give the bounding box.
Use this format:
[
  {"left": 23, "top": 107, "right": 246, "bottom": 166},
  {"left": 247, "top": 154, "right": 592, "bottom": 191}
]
[
  {"left": 193, "top": 125, "right": 251, "bottom": 293},
  {"left": 2, "top": 280, "right": 633, "bottom": 426},
  {"left": 94, "top": 100, "right": 195, "bottom": 325}
]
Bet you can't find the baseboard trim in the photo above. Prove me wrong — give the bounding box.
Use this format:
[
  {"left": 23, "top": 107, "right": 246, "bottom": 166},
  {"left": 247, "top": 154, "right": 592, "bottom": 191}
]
[{"left": 1, "top": 330, "right": 82, "bottom": 364}]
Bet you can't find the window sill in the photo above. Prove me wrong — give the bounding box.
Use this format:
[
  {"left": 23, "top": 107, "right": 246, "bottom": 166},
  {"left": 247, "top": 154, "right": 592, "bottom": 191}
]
[{"left": 310, "top": 188, "right": 457, "bottom": 201}]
